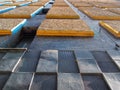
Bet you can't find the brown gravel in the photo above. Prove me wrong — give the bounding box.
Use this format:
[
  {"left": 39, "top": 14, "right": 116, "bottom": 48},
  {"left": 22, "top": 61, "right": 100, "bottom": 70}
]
[
  {"left": 0, "top": 19, "right": 24, "bottom": 35},
  {"left": 72, "top": 2, "right": 93, "bottom": 7},
  {"left": 37, "top": 19, "right": 94, "bottom": 36},
  {"left": 53, "top": 2, "right": 69, "bottom": 7},
  {"left": 101, "top": 21, "right": 120, "bottom": 32},
  {"left": 78, "top": 7, "right": 120, "bottom": 20},
  {"left": 0, "top": 6, "right": 41, "bottom": 18},
  {"left": 46, "top": 7, "right": 80, "bottom": 19},
  {"left": 100, "top": 21, "right": 120, "bottom": 37},
  {"left": 107, "top": 8, "right": 120, "bottom": 15},
  {"left": 0, "top": 6, "right": 13, "bottom": 9}
]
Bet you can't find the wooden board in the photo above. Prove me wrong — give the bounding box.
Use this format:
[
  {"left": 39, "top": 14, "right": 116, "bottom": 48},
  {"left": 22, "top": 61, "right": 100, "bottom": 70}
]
[
  {"left": 37, "top": 19, "right": 94, "bottom": 37},
  {"left": 79, "top": 7, "right": 120, "bottom": 20},
  {"left": 46, "top": 7, "right": 80, "bottom": 19},
  {"left": 0, "top": 6, "right": 41, "bottom": 18},
  {"left": 0, "top": 19, "right": 25, "bottom": 35},
  {"left": 99, "top": 21, "right": 120, "bottom": 37}
]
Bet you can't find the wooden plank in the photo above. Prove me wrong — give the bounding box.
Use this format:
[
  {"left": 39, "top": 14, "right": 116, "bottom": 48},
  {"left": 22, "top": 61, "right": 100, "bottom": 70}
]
[
  {"left": 58, "top": 73, "right": 84, "bottom": 90},
  {"left": 46, "top": 7, "right": 79, "bottom": 19},
  {"left": 100, "top": 21, "right": 120, "bottom": 38},
  {"left": 103, "top": 73, "right": 120, "bottom": 90},
  {"left": 36, "top": 50, "right": 58, "bottom": 73},
  {"left": 77, "top": 59, "right": 101, "bottom": 73},
  {"left": 37, "top": 19, "right": 94, "bottom": 37},
  {"left": 0, "top": 50, "right": 25, "bottom": 72},
  {"left": 3, "top": 72, "right": 33, "bottom": 90}
]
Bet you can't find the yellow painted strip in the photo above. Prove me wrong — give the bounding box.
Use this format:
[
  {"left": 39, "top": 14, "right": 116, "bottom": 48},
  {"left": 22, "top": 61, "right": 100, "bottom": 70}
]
[{"left": 99, "top": 21, "right": 120, "bottom": 37}]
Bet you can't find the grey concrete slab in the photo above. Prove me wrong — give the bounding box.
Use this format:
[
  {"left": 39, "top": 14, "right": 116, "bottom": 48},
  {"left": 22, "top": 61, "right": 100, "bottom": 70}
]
[
  {"left": 92, "top": 51, "right": 120, "bottom": 72},
  {"left": 103, "top": 73, "right": 120, "bottom": 90},
  {"left": 30, "top": 36, "right": 105, "bottom": 50},
  {"left": 107, "top": 50, "right": 120, "bottom": 60},
  {"left": 36, "top": 59, "right": 57, "bottom": 73},
  {"left": 58, "top": 51, "right": 79, "bottom": 73},
  {"left": 0, "top": 73, "right": 10, "bottom": 90},
  {"left": 3, "top": 72, "right": 33, "bottom": 90},
  {"left": 36, "top": 50, "right": 58, "bottom": 73},
  {"left": 15, "top": 49, "right": 40, "bottom": 72},
  {"left": 98, "top": 62, "right": 120, "bottom": 72},
  {"left": 92, "top": 51, "right": 113, "bottom": 62},
  {"left": 0, "top": 51, "right": 25, "bottom": 72},
  {"left": 30, "top": 74, "right": 57, "bottom": 90},
  {"left": 82, "top": 75, "right": 110, "bottom": 90},
  {"left": 77, "top": 59, "right": 101, "bottom": 73},
  {"left": 74, "top": 50, "right": 94, "bottom": 60},
  {"left": 114, "top": 60, "right": 120, "bottom": 69},
  {"left": 58, "top": 73, "right": 84, "bottom": 90},
  {"left": 40, "top": 50, "right": 58, "bottom": 61}
]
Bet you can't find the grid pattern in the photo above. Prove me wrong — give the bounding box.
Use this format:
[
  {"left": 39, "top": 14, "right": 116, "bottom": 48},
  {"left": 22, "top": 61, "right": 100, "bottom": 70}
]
[{"left": 0, "top": 49, "right": 120, "bottom": 90}]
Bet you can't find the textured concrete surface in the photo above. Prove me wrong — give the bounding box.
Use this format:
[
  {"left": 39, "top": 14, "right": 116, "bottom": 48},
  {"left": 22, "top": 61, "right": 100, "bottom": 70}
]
[
  {"left": 82, "top": 75, "right": 110, "bottom": 90},
  {"left": 30, "top": 74, "right": 57, "bottom": 90},
  {"left": 58, "top": 51, "right": 79, "bottom": 73},
  {"left": 0, "top": 0, "right": 120, "bottom": 90},
  {"left": 77, "top": 59, "right": 101, "bottom": 73},
  {"left": 74, "top": 50, "right": 94, "bottom": 60},
  {"left": 0, "top": 51, "right": 25, "bottom": 72},
  {"left": 58, "top": 73, "right": 84, "bottom": 90},
  {"left": 103, "top": 73, "right": 120, "bottom": 90},
  {"left": 36, "top": 50, "right": 58, "bottom": 73},
  {"left": 92, "top": 51, "right": 120, "bottom": 72},
  {"left": 3, "top": 72, "right": 33, "bottom": 90}
]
